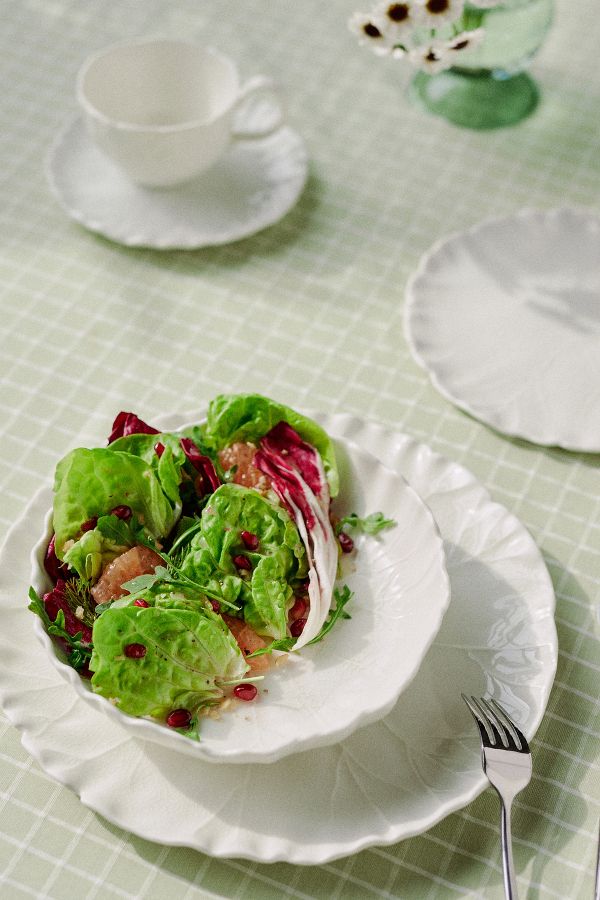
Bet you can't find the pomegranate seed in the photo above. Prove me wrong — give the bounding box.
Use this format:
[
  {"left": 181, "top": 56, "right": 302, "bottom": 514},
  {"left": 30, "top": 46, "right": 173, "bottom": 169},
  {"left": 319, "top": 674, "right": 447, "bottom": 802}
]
[
  {"left": 81, "top": 516, "right": 98, "bottom": 533},
  {"left": 210, "top": 600, "right": 220, "bottom": 612},
  {"left": 338, "top": 532, "right": 354, "bottom": 553},
  {"left": 240, "top": 531, "right": 259, "bottom": 551},
  {"left": 154, "top": 441, "right": 165, "bottom": 457},
  {"left": 233, "top": 684, "right": 257, "bottom": 702},
  {"left": 110, "top": 504, "right": 132, "bottom": 521},
  {"left": 124, "top": 642, "right": 147, "bottom": 658},
  {"left": 167, "top": 708, "right": 192, "bottom": 728},
  {"left": 233, "top": 554, "right": 252, "bottom": 571},
  {"left": 290, "top": 597, "right": 307, "bottom": 620},
  {"left": 134, "top": 598, "right": 149, "bottom": 608},
  {"left": 290, "top": 617, "right": 306, "bottom": 638}
]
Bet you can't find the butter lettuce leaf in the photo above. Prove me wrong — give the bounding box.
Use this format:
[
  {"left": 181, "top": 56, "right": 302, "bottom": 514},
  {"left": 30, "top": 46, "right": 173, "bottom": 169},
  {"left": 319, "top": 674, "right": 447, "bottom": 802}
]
[
  {"left": 62, "top": 513, "right": 152, "bottom": 582},
  {"left": 203, "top": 393, "right": 339, "bottom": 497},
  {"left": 180, "top": 484, "right": 307, "bottom": 640},
  {"left": 53, "top": 445, "right": 183, "bottom": 559},
  {"left": 89, "top": 606, "right": 248, "bottom": 718}
]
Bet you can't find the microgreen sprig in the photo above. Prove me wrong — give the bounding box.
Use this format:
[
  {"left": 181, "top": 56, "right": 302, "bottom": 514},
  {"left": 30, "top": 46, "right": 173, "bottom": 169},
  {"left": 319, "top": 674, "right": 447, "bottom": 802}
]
[
  {"left": 336, "top": 511, "right": 396, "bottom": 537},
  {"left": 248, "top": 585, "right": 354, "bottom": 658}
]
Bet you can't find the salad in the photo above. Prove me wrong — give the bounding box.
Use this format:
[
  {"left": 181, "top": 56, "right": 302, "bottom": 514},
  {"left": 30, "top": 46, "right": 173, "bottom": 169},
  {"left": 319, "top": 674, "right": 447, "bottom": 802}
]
[{"left": 30, "top": 393, "right": 394, "bottom": 740}]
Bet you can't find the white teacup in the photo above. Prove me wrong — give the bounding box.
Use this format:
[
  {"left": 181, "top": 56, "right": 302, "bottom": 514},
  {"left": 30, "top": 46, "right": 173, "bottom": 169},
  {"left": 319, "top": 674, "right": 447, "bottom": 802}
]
[{"left": 76, "top": 38, "right": 284, "bottom": 188}]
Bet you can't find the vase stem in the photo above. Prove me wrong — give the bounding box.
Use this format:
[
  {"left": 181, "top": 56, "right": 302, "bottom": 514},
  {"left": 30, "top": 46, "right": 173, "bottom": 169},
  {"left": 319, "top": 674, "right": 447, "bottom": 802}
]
[{"left": 410, "top": 67, "right": 539, "bottom": 130}]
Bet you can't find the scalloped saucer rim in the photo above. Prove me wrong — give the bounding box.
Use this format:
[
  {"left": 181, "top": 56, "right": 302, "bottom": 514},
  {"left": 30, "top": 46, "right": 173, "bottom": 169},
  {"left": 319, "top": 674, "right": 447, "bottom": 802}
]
[
  {"left": 45, "top": 115, "right": 308, "bottom": 249},
  {"left": 404, "top": 206, "right": 600, "bottom": 452}
]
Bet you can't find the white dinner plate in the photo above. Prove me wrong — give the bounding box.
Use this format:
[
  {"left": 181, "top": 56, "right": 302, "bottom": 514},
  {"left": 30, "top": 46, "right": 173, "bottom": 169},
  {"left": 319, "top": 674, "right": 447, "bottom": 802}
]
[
  {"left": 46, "top": 115, "right": 307, "bottom": 249},
  {"left": 30, "top": 434, "right": 450, "bottom": 764},
  {"left": 0, "top": 414, "right": 557, "bottom": 864},
  {"left": 404, "top": 207, "right": 600, "bottom": 451}
]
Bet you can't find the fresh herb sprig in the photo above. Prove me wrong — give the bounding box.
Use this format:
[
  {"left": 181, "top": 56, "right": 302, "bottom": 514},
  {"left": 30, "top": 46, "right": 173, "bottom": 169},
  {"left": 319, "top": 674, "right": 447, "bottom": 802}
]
[
  {"left": 248, "top": 585, "right": 354, "bottom": 657},
  {"left": 121, "top": 558, "right": 241, "bottom": 613},
  {"left": 336, "top": 511, "right": 396, "bottom": 536},
  {"left": 63, "top": 578, "right": 96, "bottom": 628},
  {"left": 28, "top": 587, "right": 92, "bottom": 672}
]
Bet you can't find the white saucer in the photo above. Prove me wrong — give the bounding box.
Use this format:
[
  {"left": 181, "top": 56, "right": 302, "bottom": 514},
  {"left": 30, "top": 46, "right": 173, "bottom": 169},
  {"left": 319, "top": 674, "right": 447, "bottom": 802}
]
[
  {"left": 0, "top": 413, "right": 557, "bottom": 864},
  {"left": 46, "top": 116, "right": 308, "bottom": 248},
  {"left": 404, "top": 208, "right": 600, "bottom": 451}
]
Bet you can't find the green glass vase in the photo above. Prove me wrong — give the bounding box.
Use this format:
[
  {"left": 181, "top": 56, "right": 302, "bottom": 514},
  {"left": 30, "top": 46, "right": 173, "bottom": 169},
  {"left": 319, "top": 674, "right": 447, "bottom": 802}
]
[{"left": 410, "top": 0, "right": 554, "bottom": 129}]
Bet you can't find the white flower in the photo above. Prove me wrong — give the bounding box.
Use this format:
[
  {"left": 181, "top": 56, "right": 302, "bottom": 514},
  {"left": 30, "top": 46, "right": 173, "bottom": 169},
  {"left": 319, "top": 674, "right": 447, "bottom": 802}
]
[
  {"left": 348, "top": 11, "right": 395, "bottom": 55},
  {"left": 372, "top": 1, "right": 424, "bottom": 38},
  {"left": 446, "top": 27, "right": 485, "bottom": 54},
  {"left": 409, "top": 39, "right": 454, "bottom": 73},
  {"left": 418, "top": 0, "right": 465, "bottom": 27}
]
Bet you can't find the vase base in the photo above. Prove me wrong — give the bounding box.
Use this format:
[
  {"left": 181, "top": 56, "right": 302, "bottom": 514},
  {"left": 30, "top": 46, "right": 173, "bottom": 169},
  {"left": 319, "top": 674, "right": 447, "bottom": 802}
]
[{"left": 410, "top": 69, "right": 539, "bottom": 130}]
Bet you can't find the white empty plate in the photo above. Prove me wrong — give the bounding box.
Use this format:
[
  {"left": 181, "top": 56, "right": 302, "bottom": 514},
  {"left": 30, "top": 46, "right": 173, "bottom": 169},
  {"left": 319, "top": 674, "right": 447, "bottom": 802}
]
[
  {"left": 405, "top": 207, "right": 600, "bottom": 451},
  {"left": 46, "top": 116, "right": 307, "bottom": 248}
]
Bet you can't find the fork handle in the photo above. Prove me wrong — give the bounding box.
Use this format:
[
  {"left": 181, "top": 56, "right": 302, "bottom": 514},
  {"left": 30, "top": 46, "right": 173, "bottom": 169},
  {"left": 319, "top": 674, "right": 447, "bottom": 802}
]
[{"left": 500, "top": 800, "right": 519, "bottom": 900}]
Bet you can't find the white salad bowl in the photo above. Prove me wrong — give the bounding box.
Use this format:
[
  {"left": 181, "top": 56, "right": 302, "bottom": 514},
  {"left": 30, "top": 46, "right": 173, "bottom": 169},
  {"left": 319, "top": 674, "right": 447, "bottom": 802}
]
[{"left": 30, "top": 430, "right": 451, "bottom": 764}]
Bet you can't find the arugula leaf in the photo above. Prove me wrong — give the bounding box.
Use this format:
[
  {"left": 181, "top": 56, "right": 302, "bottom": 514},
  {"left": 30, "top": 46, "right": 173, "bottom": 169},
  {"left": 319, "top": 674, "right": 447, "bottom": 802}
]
[
  {"left": 120, "top": 559, "right": 241, "bottom": 613},
  {"left": 120, "top": 566, "right": 171, "bottom": 595},
  {"left": 306, "top": 584, "right": 353, "bottom": 645},
  {"left": 247, "top": 585, "right": 353, "bottom": 657},
  {"left": 336, "top": 512, "right": 396, "bottom": 536},
  {"left": 247, "top": 636, "right": 295, "bottom": 657},
  {"left": 28, "top": 587, "right": 92, "bottom": 672}
]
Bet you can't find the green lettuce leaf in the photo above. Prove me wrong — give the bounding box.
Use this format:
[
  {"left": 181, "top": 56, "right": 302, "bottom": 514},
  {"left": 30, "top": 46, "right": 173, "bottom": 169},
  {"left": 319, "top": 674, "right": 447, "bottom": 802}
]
[
  {"left": 202, "top": 393, "right": 339, "bottom": 497},
  {"left": 180, "top": 484, "right": 307, "bottom": 639},
  {"left": 89, "top": 605, "right": 248, "bottom": 718},
  {"left": 62, "top": 513, "right": 147, "bottom": 582},
  {"left": 98, "top": 433, "right": 187, "bottom": 508},
  {"left": 53, "top": 445, "right": 183, "bottom": 560}
]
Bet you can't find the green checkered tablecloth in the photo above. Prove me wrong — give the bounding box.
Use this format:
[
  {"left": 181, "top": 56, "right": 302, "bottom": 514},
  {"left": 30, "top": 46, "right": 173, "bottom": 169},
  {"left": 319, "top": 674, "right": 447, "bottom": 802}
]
[{"left": 1, "top": 1, "right": 598, "bottom": 897}]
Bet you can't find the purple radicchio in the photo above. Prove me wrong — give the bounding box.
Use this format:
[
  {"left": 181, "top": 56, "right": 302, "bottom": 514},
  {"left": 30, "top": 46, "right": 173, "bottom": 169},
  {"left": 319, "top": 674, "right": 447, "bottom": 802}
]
[
  {"left": 107, "top": 411, "right": 160, "bottom": 444},
  {"left": 179, "top": 438, "right": 221, "bottom": 498},
  {"left": 254, "top": 422, "right": 338, "bottom": 649},
  {"left": 43, "top": 579, "right": 93, "bottom": 643}
]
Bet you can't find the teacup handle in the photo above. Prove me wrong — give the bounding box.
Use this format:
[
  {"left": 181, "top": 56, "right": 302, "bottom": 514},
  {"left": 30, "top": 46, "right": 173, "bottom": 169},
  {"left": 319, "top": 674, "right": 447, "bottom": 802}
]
[{"left": 231, "top": 75, "right": 285, "bottom": 139}]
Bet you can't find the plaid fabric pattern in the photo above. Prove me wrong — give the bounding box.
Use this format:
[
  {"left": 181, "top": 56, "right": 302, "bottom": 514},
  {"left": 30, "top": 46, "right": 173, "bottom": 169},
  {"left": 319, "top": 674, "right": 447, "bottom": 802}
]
[{"left": 0, "top": 1, "right": 598, "bottom": 897}]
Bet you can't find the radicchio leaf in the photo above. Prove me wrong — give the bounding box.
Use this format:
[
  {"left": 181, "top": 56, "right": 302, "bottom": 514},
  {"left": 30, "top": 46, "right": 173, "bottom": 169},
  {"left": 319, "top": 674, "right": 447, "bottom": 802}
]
[
  {"left": 43, "top": 579, "right": 93, "bottom": 643},
  {"left": 254, "top": 422, "right": 338, "bottom": 650},
  {"left": 44, "top": 534, "right": 69, "bottom": 583},
  {"left": 108, "top": 411, "right": 160, "bottom": 444},
  {"left": 179, "top": 438, "right": 221, "bottom": 497}
]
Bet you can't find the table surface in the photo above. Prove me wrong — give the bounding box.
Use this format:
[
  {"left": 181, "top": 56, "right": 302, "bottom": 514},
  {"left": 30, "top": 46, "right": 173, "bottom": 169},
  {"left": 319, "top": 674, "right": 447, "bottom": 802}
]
[{"left": 1, "top": 1, "right": 598, "bottom": 898}]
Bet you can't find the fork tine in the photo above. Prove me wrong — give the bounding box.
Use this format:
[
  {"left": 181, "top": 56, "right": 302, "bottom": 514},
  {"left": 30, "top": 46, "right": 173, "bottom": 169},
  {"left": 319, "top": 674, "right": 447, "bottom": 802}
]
[
  {"left": 488, "top": 698, "right": 530, "bottom": 753},
  {"left": 471, "top": 696, "right": 510, "bottom": 748},
  {"left": 479, "top": 697, "right": 513, "bottom": 749},
  {"left": 462, "top": 693, "right": 496, "bottom": 745}
]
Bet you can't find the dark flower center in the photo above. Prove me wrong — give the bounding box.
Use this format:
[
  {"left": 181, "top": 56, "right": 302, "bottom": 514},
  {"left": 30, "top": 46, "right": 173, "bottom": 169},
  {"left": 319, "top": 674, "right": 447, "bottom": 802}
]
[
  {"left": 453, "top": 38, "right": 470, "bottom": 50},
  {"left": 387, "top": 3, "right": 410, "bottom": 22},
  {"left": 363, "top": 22, "right": 382, "bottom": 38},
  {"left": 426, "top": 0, "right": 450, "bottom": 14}
]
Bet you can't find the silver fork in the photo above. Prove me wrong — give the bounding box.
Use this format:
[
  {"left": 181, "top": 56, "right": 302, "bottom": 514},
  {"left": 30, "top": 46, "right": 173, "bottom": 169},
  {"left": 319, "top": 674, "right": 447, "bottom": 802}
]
[{"left": 462, "top": 695, "right": 533, "bottom": 900}]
